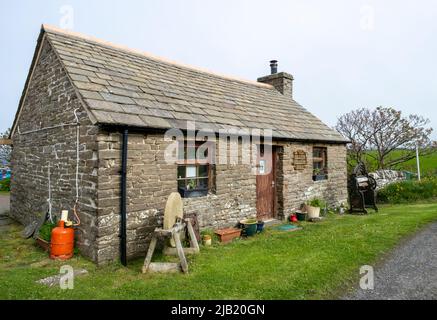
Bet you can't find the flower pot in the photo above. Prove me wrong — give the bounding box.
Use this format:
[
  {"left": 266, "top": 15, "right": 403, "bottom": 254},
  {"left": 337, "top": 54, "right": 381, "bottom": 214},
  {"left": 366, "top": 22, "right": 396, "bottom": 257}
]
[
  {"left": 214, "top": 228, "right": 241, "bottom": 243},
  {"left": 306, "top": 205, "right": 321, "bottom": 219},
  {"left": 256, "top": 221, "right": 265, "bottom": 233},
  {"left": 35, "top": 237, "right": 50, "bottom": 252},
  {"left": 202, "top": 235, "right": 212, "bottom": 246},
  {"left": 296, "top": 211, "right": 306, "bottom": 221},
  {"left": 178, "top": 187, "right": 208, "bottom": 198},
  {"left": 239, "top": 219, "right": 258, "bottom": 237}
]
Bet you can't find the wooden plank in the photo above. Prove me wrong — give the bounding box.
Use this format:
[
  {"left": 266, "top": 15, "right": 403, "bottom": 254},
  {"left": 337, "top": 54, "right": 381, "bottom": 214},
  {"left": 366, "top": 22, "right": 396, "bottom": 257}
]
[
  {"left": 142, "top": 235, "right": 158, "bottom": 273},
  {"left": 0, "top": 139, "right": 12, "bottom": 145},
  {"left": 163, "top": 247, "right": 199, "bottom": 256},
  {"left": 173, "top": 232, "right": 188, "bottom": 273},
  {"left": 148, "top": 262, "right": 181, "bottom": 273},
  {"left": 186, "top": 219, "right": 200, "bottom": 253}
]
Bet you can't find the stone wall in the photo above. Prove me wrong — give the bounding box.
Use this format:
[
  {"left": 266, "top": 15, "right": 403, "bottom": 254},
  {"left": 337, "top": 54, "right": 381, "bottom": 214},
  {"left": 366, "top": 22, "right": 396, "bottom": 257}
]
[
  {"left": 370, "top": 170, "right": 407, "bottom": 190},
  {"left": 10, "top": 39, "right": 99, "bottom": 260},
  {"left": 95, "top": 132, "right": 348, "bottom": 264},
  {"left": 281, "top": 142, "right": 348, "bottom": 214}
]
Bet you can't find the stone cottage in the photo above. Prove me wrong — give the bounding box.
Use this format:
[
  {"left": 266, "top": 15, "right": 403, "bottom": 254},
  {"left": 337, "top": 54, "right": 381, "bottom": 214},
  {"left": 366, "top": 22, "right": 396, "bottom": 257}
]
[{"left": 10, "top": 25, "right": 348, "bottom": 264}]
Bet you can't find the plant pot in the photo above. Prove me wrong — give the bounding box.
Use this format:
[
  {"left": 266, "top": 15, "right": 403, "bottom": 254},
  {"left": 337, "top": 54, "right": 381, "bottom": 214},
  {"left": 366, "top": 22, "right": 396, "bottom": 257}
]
[
  {"left": 214, "top": 228, "right": 241, "bottom": 243},
  {"left": 256, "top": 221, "right": 265, "bottom": 233},
  {"left": 178, "top": 187, "right": 208, "bottom": 198},
  {"left": 313, "top": 174, "right": 327, "bottom": 181},
  {"left": 306, "top": 205, "right": 321, "bottom": 219},
  {"left": 202, "top": 235, "right": 212, "bottom": 246},
  {"left": 296, "top": 211, "right": 306, "bottom": 221},
  {"left": 35, "top": 237, "right": 50, "bottom": 252},
  {"left": 239, "top": 219, "right": 258, "bottom": 237}
]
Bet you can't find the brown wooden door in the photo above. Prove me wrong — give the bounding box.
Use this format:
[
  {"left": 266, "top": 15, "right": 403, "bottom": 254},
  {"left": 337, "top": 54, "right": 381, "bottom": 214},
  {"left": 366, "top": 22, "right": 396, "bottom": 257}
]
[{"left": 256, "top": 146, "right": 276, "bottom": 220}]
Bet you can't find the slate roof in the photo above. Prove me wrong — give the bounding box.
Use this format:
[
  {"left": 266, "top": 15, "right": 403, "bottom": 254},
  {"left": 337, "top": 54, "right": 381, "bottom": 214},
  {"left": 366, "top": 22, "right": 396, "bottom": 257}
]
[{"left": 17, "top": 25, "right": 348, "bottom": 143}]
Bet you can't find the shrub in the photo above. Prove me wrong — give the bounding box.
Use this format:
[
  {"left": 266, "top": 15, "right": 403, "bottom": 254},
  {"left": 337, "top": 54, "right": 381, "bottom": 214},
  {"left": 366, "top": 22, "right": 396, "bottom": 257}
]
[
  {"left": 306, "top": 198, "right": 326, "bottom": 208},
  {"left": 377, "top": 177, "right": 437, "bottom": 204},
  {"left": 0, "top": 178, "right": 10, "bottom": 191},
  {"left": 38, "top": 221, "right": 57, "bottom": 242}
]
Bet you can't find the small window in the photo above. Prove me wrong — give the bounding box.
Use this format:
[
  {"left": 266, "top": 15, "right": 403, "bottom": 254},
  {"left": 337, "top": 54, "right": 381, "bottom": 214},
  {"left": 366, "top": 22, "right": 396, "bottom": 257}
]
[
  {"left": 177, "top": 141, "right": 214, "bottom": 198},
  {"left": 313, "top": 147, "right": 328, "bottom": 181}
]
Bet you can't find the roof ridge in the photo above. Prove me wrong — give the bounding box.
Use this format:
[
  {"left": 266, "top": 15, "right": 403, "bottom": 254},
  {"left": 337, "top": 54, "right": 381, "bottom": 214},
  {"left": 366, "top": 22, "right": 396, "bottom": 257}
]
[{"left": 42, "top": 24, "right": 274, "bottom": 90}]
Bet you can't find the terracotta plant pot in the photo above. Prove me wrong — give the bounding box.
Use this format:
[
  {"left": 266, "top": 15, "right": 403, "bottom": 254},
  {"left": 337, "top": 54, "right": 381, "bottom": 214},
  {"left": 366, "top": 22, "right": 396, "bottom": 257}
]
[
  {"left": 214, "top": 228, "right": 242, "bottom": 243},
  {"left": 306, "top": 205, "right": 321, "bottom": 219}
]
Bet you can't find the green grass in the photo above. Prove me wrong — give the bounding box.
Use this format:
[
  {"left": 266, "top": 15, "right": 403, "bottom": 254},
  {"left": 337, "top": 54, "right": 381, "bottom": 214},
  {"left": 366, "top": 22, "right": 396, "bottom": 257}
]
[
  {"left": 1, "top": 203, "right": 437, "bottom": 300},
  {"left": 362, "top": 150, "right": 437, "bottom": 176},
  {"left": 0, "top": 191, "right": 9, "bottom": 195}
]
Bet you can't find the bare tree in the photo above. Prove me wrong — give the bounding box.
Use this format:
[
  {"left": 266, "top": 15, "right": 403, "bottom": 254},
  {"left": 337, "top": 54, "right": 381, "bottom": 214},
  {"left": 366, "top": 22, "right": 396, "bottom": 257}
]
[
  {"left": 336, "top": 107, "right": 434, "bottom": 170},
  {"left": 368, "top": 107, "right": 434, "bottom": 169},
  {"left": 335, "top": 108, "right": 384, "bottom": 170},
  {"left": 0, "top": 128, "right": 11, "bottom": 166}
]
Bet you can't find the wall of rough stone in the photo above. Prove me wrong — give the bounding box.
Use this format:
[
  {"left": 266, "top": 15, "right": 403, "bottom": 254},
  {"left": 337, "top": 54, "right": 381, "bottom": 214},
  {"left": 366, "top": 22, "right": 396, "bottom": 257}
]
[
  {"left": 280, "top": 142, "right": 348, "bottom": 216},
  {"left": 10, "top": 39, "right": 99, "bottom": 261},
  {"left": 95, "top": 131, "right": 347, "bottom": 264}
]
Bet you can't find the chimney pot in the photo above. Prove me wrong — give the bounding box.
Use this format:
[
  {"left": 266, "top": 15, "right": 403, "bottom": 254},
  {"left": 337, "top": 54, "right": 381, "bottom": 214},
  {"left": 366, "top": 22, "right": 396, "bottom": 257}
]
[{"left": 270, "top": 60, "right": 278, "bottom": 74}]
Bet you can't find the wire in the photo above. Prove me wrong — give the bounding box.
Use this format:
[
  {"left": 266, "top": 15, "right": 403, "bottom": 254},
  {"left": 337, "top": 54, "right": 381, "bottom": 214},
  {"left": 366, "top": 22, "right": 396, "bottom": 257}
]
[
  {"left": 73, "top": 108, "right": 81, "bottom": 227},
  {"left": 47, "top": 163, "right": 53, "bottom": 223}
]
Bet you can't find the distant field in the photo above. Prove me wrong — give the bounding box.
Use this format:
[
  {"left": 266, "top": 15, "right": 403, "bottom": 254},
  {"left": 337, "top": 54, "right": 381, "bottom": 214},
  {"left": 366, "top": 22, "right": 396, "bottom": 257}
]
[{"left": 363, "top": 150, "right": 436, "bottom": 176}]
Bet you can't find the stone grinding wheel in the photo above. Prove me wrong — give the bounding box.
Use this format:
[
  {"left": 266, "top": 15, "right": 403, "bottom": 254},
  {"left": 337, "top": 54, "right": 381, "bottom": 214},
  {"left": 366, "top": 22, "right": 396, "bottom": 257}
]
[{"left": 163, "top": 192, "right": 184, "bottom": 247}]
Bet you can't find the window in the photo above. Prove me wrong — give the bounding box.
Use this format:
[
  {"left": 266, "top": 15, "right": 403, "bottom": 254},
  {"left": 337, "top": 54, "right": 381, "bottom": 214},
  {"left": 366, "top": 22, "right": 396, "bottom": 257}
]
[
  {"left": 313, "top": 147, "right": 328, "bottom": 181},
  {"left": 177, "top": 141, "right": 214, "bottom": 198}
]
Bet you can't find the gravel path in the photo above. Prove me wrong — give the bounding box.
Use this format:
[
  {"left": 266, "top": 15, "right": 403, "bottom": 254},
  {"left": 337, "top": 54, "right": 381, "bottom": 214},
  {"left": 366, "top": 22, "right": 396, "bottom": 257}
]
[{"left": 345, "top": 221, "right": 437, "bottom": 300}]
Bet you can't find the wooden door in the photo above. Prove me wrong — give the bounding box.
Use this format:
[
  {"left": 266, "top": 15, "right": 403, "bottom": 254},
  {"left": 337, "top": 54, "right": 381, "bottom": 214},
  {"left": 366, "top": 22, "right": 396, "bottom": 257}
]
[{"left": 256, "top": 146, "right": 276, "bottom": 220}]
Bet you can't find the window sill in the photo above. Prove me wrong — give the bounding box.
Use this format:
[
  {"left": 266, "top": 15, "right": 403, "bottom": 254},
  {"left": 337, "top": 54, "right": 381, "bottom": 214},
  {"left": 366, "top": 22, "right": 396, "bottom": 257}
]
[
  {"left": 312, "top": 175, "right": 328, "bottom": 182},
  {"left": 178, "top": 187, "right": 208, "bottom": 199}
]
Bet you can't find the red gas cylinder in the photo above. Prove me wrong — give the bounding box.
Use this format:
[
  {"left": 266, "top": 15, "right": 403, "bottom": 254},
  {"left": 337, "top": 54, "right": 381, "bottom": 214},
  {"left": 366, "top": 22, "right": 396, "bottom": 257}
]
[{"left": 50, "top": 220, "right": 74, "bottom": 260}]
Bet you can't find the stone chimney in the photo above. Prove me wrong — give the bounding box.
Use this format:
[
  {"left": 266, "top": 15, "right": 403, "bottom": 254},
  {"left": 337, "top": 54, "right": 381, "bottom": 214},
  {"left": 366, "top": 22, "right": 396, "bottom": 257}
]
[{"left": 257, "top": 60, "right": 294, "bottom": 99}]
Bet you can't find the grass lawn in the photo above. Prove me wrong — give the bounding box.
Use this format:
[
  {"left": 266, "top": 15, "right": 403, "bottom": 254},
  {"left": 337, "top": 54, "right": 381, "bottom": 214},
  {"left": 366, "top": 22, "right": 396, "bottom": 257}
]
[
  {"left": 1, "top": 203, "right": 437, "bottom": 300},
  {"left": 363, "top": 150, "right": 437, "bottom": 176},
  {"left": 0, "top": 191, "right": 9, "bottom": 195}
]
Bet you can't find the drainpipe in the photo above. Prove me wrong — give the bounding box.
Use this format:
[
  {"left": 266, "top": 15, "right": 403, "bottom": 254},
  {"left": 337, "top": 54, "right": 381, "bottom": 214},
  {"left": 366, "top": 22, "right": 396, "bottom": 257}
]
[{"left": 120, "top": 128, "right": 128, "bottom": 266}]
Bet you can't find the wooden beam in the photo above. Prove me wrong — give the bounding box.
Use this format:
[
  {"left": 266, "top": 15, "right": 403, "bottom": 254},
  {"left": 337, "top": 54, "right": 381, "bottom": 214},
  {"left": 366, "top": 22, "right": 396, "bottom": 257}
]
[
  {"left": 0, "top": 139, "right": 12, "bottom": 145},
  {"left": 163, "top": 247, "right": 199, "bottom": 256}
]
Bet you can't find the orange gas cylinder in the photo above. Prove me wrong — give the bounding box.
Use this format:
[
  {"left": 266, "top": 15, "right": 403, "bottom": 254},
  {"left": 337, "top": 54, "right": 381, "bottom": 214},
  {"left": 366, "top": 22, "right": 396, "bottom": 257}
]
[{"left": 50, "top": 220, "right": 74, "bottom": 260}]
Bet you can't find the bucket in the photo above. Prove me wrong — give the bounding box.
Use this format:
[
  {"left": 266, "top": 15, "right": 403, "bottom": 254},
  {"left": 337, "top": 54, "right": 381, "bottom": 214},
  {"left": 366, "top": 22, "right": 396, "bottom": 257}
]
[{"left": 296, "top": 211, "right": 306, "bottom": 221}]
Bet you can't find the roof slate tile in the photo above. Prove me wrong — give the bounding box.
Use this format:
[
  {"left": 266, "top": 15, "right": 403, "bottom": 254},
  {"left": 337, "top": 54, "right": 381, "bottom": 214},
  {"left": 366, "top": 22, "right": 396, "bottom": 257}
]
[{"left": 45, "top": 27, "right": 348, "bottom": 142}]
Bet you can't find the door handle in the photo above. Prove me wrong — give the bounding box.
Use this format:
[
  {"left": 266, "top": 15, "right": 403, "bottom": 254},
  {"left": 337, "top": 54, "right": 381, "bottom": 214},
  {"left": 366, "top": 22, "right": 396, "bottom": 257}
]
[{"left": 271, "top": 181, "right": 275, "bottom": 188}]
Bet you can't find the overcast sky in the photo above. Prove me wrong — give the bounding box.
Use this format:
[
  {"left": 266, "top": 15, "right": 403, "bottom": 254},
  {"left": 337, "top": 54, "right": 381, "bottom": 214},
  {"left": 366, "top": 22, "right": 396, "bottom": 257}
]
[{"left": 1, "top": 0, "right": 436, "bottom": 138}]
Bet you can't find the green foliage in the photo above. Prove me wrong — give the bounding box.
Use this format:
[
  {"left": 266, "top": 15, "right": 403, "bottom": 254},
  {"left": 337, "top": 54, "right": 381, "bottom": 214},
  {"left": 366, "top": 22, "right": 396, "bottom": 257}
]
[
  {"left": 306, "top": 198, "right": 326, "bottom": 208},
  {"left": 0, "top": 178, "right": 10, "bottom": 192},
  {"left": 377, "top": 177, "right": 437, "bottom": 204},
  {"left": 358, "top": 149, "right": 437, "bottom": 176},
  {"left": 37, "top": 221, "right": 57, "bottom": 242}
]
